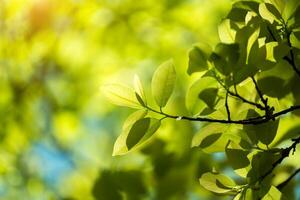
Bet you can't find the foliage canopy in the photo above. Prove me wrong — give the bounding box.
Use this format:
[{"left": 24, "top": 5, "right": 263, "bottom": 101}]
[{"left": 104, "top": 0, "right": 300, "bottom": 199}]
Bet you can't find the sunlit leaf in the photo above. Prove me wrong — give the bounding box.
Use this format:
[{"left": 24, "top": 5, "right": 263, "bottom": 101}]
[
  {"left": 218, "top": 19, "right": 236, "bottom": 43},
  {"left": 102, "top": 84, "right": 142, "bottom": 109},
  {"left": 259, "top": 3, "right": 282, "bottom": 24},
  {"left": 199, "top": 172, "right": 236, "bottom": 194},
  {"left": 152, "top": 59, "right": 176, "bottom": 108},
  {"left": 262, "top": 186, "right": 282, "bottom": 200},
  {"left": 134, "top": 74, "right": 147, "bottom": 106}
]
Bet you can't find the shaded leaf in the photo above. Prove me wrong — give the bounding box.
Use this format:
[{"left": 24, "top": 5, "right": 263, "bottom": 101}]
[
  {"left": 243, "top": 109, "right": 279, "bottom": 145},
  {"left": 126, "top": 118, "right": 161, "bottom": 150},
  {"left": 187, "top": 44, "right": 211, "bottom": 74},
  {"left": 186, "top": 76, "right": 218, "bottom": 115}
]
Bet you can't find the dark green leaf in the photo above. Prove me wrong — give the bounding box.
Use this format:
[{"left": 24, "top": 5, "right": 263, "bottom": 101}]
[
  {"left": 198, "top": 88, "right": 218, "bottom": 109},
  {"left": 187, "top": 44, "right": 211, "bottom": 74},
  {"left": 243, "top": 110, "right": 279, "bottom": 145}
]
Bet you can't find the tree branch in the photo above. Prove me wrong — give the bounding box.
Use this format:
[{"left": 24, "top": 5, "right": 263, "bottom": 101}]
[
  {"left": 217, "top": 76, "right": 265, "bottom": 111},
  {"left": 259, "top": 136, "right": 300, "bottom": 182},
  {"left": 145, "top": 105, "right": 300, "bottom": 125},
  {"left": 225, "top": 91, "right": 231, "bottom": 122},
  {"left": 251, "top": 76, "right": 268, "bottom": 109},
  {"left": 277, "top": 168, "right": 300, "bottom": 190}
]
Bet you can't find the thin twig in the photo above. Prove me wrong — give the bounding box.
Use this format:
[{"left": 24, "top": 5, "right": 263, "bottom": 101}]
[
  {"left": 225, "top": 91, "right": 231, "bottom": 121},
  {"left": 286, "top": 32, "right": 300, "bottom": 78},
  {"left": 217, "top": 76, "right": 265, "bottom": 110},
  {"left": 277, "top": 168, "right": 300, "bottom": 190},
  {"left": 259, "top": 136, "right": 300, "bottom": 182},
  {"left": 251, "top": 76, "right": 268, "bottom": 109}
]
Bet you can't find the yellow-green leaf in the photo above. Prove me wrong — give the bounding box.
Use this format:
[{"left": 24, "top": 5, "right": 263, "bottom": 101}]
[
  {"left": 102, "top": 84, "right": 142, "bottom": 109},
  {"left": 151, "top": 59, "right": 176, "bottom": 108}
]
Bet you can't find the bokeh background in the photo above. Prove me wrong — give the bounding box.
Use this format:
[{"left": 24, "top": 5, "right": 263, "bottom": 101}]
[{"left": 0, "top": 0, "right": 250, "bottom": 199}]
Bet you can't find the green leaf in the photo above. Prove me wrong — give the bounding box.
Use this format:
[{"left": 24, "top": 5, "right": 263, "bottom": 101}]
[
  {"left": 113, "top": 110, "right": 148, "bottom": 156},
  {"left": 102, "top": 84, "right": 142, "bottom": 109},
  {"left": 259, "top": 3, "right": 282, "bottom": 24},
  {"left": 198, "top": 88, "right": 219, "bottom": 109},
  {"left": 134, "top": 74, "right": 147, "bottom": 106},
  {"left": 187, "top": 44, "right": 211, "bottom": 75},
  {"left": 246, "top": 28, "right": 260, "bottom": 64},
  {"left": 210, "top": 43, "right": 240, "bottom": 75},
  {"left": 186, "top": 77, "right": 218, "bottom": 115},
  {"left": 227, "top": 7, "right": 248, "bottom": 22},
  {"left": 151, "top": 59, "right": 176, "bottom": 108},
  {"left": 282, "top": 0, "right": 300, "bottom": 21},
  {"left": 226, "top": 141, "right": 250, "bottom": 170},
  {"left": 218, "top": 19, "right": 236, "bottom": 44},
  {"left": 126, "top": 118, "right": 161, "bottom": 150},
  {"left": 232, "top": 1, "right": 259, "bottom": 14},
  {"left": 126, "top": 118, "right": 151, "bottom": 149},
  {"left": 123, "top": 109, "right": 148, "bottom": 131},
  {"left": 233, "top": 192, "right": 243, "bottom": 200},
  {"left": 243, "top": 110, "right": 279, "bottom": 145},
  {"left": 262, "top": 186, "right": 282, "bottom": 200},
  {"left": 199, "top": 172, "right": 236, "bottom": 194},
  {"left": 192, "top": 124, "right": 242, "bottom": 153},
  {"left": 257, "top": 76, "right": 285, "bottom": 98}
]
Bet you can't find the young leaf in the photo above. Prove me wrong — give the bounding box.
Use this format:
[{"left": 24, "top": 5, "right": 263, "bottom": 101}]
[
  {"left": 199, "top": 172, "right": 236, "bottom": 194},
  {"left": 151, "top": 59, "right": 176, "bottom": 108},
  {"left": 187, "top": 44, "right": 211, "bottom": 75},
  {"left": 102, "top": 84, "right": 142, "bottom": 109},
  {"left": 134, "top": 74, "right": 147, "bottom": 106}
]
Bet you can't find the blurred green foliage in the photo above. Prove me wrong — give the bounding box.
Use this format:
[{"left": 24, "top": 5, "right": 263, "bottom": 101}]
[{"left": 0, "top": 0, "right": 233, "bottom": 199}]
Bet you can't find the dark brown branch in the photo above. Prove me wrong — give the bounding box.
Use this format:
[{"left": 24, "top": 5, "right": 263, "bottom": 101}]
[
  {"left": 277, "top": 168, "right": 300, "bottom": 190},
  {"left": 227, "top": 89, "right": 265, "bottom": 111},
  {"left": 225, "top": 91, "right": 231, "bottom": 121},
  {"left": 251, "top": 76, "right": 268, "bottom": 109},
  {"left": 145, "top": 105, "right": 300, "bottom": 125},
  {"left": 259, "top": 136, "right": 300, "bottom": 182},
  {"left": 286, "top": 32, "right": 300, "bottom": 78},
  {"left": 217, "top": 76, "right": 265, "bottom": 110}
]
